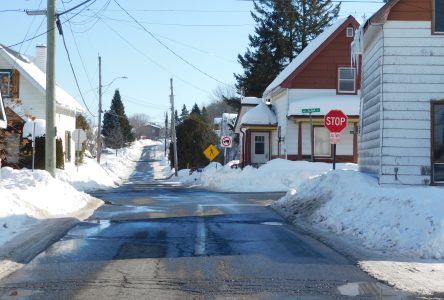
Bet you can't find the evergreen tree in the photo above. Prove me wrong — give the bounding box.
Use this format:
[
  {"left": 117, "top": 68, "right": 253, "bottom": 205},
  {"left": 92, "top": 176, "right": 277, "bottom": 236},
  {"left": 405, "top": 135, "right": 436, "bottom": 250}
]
[
  {"left": 169, "top": 114, "right": 218, "bottom": 170},
  {"left": 102, "top": 110, "right": 123, "bottom": 149},
  {"left": 174, "top": 109, "right": 179, "bottom": 125},
  {"left": 106, "top": 89, "right": 134, "bottom": 145},
  {"left": 190, "top": 103, "right": 201, "bottom": 116},
  {"left": 179, "top": 104, "right": 189, "bottom": 123},
  {"left": 201, "top": 106, "right": 209, "bottom": 123},
  {"left": 235, "top": 0, "right": 340, "bottom": 97}
]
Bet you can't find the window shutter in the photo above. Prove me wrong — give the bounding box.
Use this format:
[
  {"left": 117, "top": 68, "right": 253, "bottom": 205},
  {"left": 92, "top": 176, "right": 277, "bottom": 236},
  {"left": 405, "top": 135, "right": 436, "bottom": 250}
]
[{"left": 11, "top": 69, "right": 20, "bottom": 99}]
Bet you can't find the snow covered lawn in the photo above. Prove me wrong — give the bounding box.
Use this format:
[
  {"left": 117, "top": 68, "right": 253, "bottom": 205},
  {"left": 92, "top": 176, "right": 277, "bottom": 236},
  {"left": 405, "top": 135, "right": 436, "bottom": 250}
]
[
  {"left": 174, "top": 159, "right": 357, "bottom": 192},
  {"left": 273, "top": 169, "right": 444, "bottom": 296},
  {"left": 0, "top": 139, "right": 161, "bottom": 248}
]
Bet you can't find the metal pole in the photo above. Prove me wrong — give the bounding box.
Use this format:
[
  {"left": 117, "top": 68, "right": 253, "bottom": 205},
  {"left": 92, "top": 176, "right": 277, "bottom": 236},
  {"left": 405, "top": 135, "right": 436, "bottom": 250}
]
[
  {"left": 170, "top": 78, "right": 178, "bottom": 176},
  {"left": 45, "top": 0, "right": 56, "bottom": 176},
  {"left": 97, "top": 55, "right": 102, "bottom": 163},
  {"left": 333, "top": 144, "right": 336, "bottom": 170},
  {"left": 310, "top": 112, "right": 314, "bottom": 162}
]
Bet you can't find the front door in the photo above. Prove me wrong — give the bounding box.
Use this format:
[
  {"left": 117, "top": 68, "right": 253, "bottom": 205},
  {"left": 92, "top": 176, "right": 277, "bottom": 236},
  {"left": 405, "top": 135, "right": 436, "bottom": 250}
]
[
  {"left": 251, "top": 132, "right": 269, "bottom": 164},
  {"left": 432, "top": 102, "right": 444, "bottom": 183}
]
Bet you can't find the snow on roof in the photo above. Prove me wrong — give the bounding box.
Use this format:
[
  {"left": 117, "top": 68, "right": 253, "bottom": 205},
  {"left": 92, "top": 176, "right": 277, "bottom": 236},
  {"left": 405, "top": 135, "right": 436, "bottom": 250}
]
[
  {"left": 241, "top": 97, "right": 263, "bottom": 105},
  {"left": 288, "top": 94, "right": 360, "bottom": 116},
  {"left": 213, "top": 117, "right": 222, "bottom": 124},
  {"left": 0, "top": 46, "right": 84, "bottom": 113},
  {"left": 264, "top": 18, "right": 349, "bottom": 97},
  {"left": 241, "top": 102, "right": 277, "bottom": 125}
]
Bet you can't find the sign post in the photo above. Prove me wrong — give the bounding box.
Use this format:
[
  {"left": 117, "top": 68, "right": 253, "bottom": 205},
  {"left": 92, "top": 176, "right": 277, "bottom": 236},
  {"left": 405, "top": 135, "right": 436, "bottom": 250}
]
[
  {"left": 220, "top": 136, "right": 232, "bottom": 165},
  {"left": 324, "top": 110, "right": 348, "bottom": 170},
  {"left": 73, "top": 129, "right": 87, "bottom": 171},
  {"left": 302, "top": 108, "right": 320, "bottom": 162}
]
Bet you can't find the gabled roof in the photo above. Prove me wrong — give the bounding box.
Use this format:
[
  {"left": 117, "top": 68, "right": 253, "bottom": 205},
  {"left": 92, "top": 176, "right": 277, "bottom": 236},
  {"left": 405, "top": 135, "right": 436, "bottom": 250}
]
[
  {"left": 263, "top": 16, "right": 359, "bottom": 97},
  {"left": 364, "top": 0, "right": 400, "bottom": 29},
  {"left": 0, "top": 45, "right": 84, "bottom": 113}
]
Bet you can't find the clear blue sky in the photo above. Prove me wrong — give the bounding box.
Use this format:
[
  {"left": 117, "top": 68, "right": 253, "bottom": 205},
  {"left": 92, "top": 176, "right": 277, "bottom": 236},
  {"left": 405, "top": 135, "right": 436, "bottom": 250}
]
[{"left": 0, "top": 0, "right": 384, "bottom": 124}]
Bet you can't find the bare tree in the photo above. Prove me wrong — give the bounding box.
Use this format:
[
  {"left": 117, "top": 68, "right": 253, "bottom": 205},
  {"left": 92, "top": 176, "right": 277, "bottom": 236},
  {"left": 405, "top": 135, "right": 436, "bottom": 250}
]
[{"left": 129, "top": 113, "right": 151, "bottom": 130}]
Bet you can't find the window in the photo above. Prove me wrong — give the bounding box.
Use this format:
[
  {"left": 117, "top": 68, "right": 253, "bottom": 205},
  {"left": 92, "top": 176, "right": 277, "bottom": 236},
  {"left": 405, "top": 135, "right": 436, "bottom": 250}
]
[
  {"left": 0, "top": 70, "right": 12, "bottom": 98},
  {"left": 434, "top": 0, "right": 444, "bottom": 33},
  {"left": 432, "top": 103, "right": 444, "bottom": 183},
  {"left": 314, "top": 127, "right": 331, "bottom": 157},
  {"left": 254, "top": 135, "right": 265, "bottom": 154},
  {"left": 346, "top": 27, "right": 354, "bottom": 38},
  {"left": 338, "top": 67, "right": 356, "bottom": 94},
  {"left": 65, "top": 131, "right": 71, "bottom": 162}
]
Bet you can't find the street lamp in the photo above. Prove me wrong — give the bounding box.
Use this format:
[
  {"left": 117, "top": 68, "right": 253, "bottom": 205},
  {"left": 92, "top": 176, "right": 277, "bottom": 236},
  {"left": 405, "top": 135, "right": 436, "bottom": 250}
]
[{"left": 97, "top": 55, "right": 127, "bottom": 163}]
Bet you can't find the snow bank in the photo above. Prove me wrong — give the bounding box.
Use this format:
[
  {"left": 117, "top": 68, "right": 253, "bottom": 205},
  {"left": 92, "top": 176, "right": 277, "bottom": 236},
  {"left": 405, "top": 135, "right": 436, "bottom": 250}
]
[
  {"left": 0, "top": 167, "right": 101, "bottom": 247},
  {"left": 273, "top": 170, "right": 444, "bottom": 259},
  {"left": 175, "top": 159, "right": 357, "bottom": 192},
  {"left": 56, "top": 139, "right": 161, "bottom": 191}
]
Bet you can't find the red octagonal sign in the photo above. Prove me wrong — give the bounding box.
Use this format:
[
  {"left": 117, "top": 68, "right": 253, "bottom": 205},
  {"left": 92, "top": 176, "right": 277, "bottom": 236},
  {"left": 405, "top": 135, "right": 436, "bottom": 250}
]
[{"left": 324, "top": 110, "right": 348, "bottom": 133}]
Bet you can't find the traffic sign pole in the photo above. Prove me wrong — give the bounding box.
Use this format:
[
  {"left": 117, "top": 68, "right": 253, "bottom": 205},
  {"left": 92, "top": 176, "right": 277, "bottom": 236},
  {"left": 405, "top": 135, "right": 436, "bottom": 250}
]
[
  {"left": 310, "top": 112, "right": 314, "bottom": 162},
  {"left": 333, "top": 144, "right": 336, "bottom": 170}
]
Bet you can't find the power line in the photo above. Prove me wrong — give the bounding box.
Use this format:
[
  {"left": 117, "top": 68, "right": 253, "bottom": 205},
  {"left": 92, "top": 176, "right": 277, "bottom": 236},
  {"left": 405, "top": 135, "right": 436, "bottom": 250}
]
[
  {"left": 113, "top": 0, "right": 229, "bottom": 86},
  {"left": 99, "top": 17, "right": 211, "bottom": 95},
  {"left": 58, "top": 19, "right": 96, "bottom": 117}
]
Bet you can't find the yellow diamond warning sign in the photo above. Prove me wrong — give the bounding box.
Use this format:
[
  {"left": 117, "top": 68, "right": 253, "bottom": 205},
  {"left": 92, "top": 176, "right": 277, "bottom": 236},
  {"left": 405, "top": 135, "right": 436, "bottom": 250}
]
[{"left": 203, "top": 144, "right": 219, "bottom": 161}]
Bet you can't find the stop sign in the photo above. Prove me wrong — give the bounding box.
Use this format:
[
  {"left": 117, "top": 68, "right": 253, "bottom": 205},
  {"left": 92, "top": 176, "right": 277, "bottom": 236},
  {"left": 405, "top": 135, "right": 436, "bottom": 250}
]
[{"left": 324, "top": 110, "right": 348, "bottom": 133}]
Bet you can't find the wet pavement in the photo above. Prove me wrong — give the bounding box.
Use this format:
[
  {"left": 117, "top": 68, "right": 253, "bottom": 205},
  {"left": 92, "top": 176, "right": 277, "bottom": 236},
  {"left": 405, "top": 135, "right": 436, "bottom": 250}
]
[{"left": 0, "top": 145, "right": 417, "bottom": 299}]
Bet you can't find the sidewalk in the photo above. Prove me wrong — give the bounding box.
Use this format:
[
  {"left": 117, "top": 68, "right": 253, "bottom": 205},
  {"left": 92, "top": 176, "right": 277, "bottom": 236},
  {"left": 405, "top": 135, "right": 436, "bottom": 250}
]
[{"left": 0, "top": 198, "right": 102, "bottom": 280}]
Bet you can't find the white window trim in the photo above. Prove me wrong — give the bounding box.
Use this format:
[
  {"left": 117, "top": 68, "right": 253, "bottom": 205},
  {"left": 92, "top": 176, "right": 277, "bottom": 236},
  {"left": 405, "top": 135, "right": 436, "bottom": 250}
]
[
  {"left": 346, "top": 27, "right": 354, "bottom": 38},
  {"left": 337, "top": 67, "right": 356, "bottom": 94},
  {"left": 314, "top": 127, "right": 331, "bottom": 157}
]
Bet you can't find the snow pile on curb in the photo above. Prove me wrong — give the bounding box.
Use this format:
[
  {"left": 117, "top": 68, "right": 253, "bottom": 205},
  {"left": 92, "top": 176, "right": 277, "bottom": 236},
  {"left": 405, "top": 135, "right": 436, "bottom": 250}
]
[
  {"left": 175, "top": 159, "right": 357, "bottom": 192},
  {"left": 57, "top": 139, "right": 161, "bottom": 191},
  {"left": 273, "top": 170, "right": 444, "bottom": 259},
  {"left": 0, "top": 167, "right": 102, "bottom": 247}
]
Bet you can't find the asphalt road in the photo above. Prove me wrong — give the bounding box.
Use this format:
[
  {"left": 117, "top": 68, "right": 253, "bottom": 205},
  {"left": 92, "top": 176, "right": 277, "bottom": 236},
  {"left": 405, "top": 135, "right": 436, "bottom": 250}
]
[{"left": 0, "top": 145, "right": 416, "bottom": 299}]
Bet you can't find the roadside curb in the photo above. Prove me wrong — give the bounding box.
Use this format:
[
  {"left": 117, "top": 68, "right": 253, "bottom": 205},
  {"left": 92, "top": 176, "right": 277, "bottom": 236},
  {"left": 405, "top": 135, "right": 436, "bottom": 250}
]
[{"left": 0, "top": 198, "right": 103, "bottom": 280}]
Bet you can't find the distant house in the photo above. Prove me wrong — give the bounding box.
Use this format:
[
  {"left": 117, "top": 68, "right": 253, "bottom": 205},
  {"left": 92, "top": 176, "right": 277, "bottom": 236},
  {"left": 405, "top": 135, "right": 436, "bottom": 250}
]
[
  {"left": 134, "top": 124, "right": 161, "bottom": 140},
  {"left": 234, "top": 97, "right": 269, "bottom": 165},
  {"left": 356, "top": 0, "right": 444, "bottom": 185},
  {"left": 0, "top": 44, "right": 84, "bottom": 163},
  {"left": 237, "top": 16, "right": 361, "bottom": 167}
]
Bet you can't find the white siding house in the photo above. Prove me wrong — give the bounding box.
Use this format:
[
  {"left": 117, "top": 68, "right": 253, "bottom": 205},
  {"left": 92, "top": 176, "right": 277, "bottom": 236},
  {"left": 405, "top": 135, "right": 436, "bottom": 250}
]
[
  {"left": 263, "top": 16, "right": 361, "bottom": 163},
  {"left": 0, "top": 45, "right": 84, "bottom": 163},
  {"left": 356, "top": 0, "right": 444, "bottom": 185}
]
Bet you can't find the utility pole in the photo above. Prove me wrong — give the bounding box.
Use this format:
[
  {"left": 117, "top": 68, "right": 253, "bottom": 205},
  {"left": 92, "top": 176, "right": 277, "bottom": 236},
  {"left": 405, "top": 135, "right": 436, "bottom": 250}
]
[
  {"left": 97, "top": 55, "right": 102, "bottom": 163},
  {"left": 170, "top": 78, "right": 178, "bottom": 176},
  {"left": 45, "top": 0, "right": 56, "bottom": 176},
  {"left": 164, "top": 111, "right": 168, "bottom": 156}
]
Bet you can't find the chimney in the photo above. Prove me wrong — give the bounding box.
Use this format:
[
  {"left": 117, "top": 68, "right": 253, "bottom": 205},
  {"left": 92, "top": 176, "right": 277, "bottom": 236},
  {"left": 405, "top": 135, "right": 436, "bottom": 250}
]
[{"left": 35, "top": 44, "right": 47, "bottom": 73}]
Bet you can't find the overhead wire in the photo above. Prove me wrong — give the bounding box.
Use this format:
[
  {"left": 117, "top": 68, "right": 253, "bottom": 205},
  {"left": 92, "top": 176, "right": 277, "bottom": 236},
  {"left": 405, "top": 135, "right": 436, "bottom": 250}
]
[
  {"left": 58, "top": 18, "right": 96, "bottom": 117},
  {"left": 99, "top": 17, "right": 211, "bottom": 95},
  {"left": 113, "top": 0, "right": 229, "bottom": 86}
]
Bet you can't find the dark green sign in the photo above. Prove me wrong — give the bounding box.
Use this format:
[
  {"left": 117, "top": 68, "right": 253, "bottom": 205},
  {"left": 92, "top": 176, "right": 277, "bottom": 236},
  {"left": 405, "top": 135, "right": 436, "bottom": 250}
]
[{"left": 302, "top": 108, "right": 320, "bottom": 114}]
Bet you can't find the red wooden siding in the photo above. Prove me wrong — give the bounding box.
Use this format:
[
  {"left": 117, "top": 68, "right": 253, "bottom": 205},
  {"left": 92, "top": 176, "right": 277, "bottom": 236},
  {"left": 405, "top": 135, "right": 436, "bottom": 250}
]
[
  {"left": 281, "top": 21, "right": 360, "bottom": 90},
  {"left": 388, "top": 0, "right": 432, "bottom": 21}
]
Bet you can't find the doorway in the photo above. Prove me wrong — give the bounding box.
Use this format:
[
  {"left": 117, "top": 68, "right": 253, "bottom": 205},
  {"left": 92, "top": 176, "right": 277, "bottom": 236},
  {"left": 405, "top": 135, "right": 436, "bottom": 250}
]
[
  {"left": 251, "top": 132, "right": 269, "bottom": 164},
  {"left": 432, "top": 102, "right": 444, "bottom": 183}
]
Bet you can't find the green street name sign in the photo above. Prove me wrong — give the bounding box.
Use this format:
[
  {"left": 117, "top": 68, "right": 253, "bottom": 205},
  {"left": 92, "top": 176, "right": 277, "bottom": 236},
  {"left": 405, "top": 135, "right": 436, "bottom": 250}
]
[{"left": 302, "top": 108, "right": 320, "bottom": 114}]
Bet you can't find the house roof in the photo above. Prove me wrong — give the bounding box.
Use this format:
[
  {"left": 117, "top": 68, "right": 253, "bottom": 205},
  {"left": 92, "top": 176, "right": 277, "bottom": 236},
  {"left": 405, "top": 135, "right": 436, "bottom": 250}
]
[
  {"left": 263, "top": 16, "right": 359, "bottom": 97},
  {"left": 241, "top": 102, "right": 277, "bottom": 126},
  {"left": 0, "top": 45, "right": 84, "bottom": 113},
  {"left": 288, "top": 94, "right": 360, "bottom": 117},
  {"left": 364, "top": 0, "right": 400, "bottom": 28}
]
